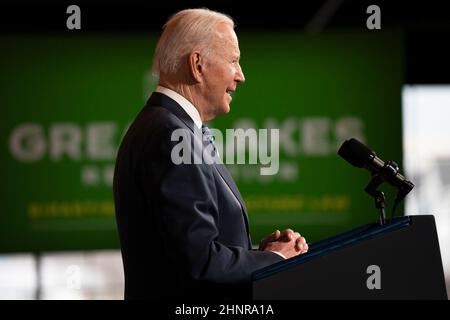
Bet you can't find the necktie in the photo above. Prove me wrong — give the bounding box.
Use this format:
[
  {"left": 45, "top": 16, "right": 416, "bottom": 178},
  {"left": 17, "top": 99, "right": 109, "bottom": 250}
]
[
  {"left": 201, "top": 124, "right": 217, "bottom": 156},
  {"left": 202, "top": 125, "right": 215, "bottom": 146}
]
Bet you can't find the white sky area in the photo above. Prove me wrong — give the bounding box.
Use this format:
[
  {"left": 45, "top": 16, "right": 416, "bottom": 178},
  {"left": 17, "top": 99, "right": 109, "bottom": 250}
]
[
  {"left": 403, "top": 85, "right": 450, "bottom": 295},
  {"left": 403, "top": 86, "right": 450, "bottom": 173}
]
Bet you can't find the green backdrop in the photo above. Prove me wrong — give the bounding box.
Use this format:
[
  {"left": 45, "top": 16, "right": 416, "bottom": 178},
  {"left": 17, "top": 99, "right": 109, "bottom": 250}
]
[{"left": 0, "top": 31, "right": 404, "bottom": 252}]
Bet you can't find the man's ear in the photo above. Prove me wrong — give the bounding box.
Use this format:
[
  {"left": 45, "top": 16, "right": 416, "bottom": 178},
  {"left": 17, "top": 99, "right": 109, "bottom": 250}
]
[{"left": 188, "top": 51, "right": 203, "bottom": 83}]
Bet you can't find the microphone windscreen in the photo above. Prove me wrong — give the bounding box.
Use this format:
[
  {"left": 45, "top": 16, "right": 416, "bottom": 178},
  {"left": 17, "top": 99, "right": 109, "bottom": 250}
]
[{"left": 338, "top": 138, "right": 374, "bottom": 168}]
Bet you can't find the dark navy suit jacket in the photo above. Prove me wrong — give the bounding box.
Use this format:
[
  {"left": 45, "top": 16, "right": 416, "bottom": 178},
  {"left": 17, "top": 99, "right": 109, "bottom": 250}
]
[{"left": 113, "top": 92, "right": 282, "bottom": 300}]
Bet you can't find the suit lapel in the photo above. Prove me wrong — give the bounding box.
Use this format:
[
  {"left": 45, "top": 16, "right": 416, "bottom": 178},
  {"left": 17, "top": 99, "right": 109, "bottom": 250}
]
[
  {"left": 213, "top": 162, "right": 251, "bottom": 246},
  {"left": 214, "top": 162, "right": 248, "bottom": 216}
]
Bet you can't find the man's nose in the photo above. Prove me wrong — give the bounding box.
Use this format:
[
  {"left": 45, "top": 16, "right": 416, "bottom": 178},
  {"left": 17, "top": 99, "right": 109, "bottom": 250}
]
[{"left": 236, "top": 64, "right": 245, "bottom": 83}]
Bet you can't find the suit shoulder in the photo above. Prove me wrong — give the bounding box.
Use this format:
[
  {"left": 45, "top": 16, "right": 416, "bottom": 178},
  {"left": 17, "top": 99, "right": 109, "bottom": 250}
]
[
  {"left": 128, "top": 105, "right": 191, "bottom": 143},
  {"left": 116, "top": 105, "right": 192, "bottom": 160},
  {"left": 138, "top": 105, "right": 187, "bottom": 133}
]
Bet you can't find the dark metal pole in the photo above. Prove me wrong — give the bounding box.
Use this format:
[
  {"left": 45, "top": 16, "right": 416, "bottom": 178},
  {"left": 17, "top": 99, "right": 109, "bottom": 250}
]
[{"left": 34, "top": 252, "right": 42, "bottom": 300}]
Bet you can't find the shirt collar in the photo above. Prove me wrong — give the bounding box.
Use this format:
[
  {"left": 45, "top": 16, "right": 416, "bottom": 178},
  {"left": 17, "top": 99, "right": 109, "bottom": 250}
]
[{"left": 155, "top": 85, "right": 202, "bottom": 129}]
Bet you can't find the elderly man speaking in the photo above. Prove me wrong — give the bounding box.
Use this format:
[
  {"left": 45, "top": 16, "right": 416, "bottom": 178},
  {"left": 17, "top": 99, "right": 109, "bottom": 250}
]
[{"left": 113, "top": 8, "right": 308, "bottom": 300}]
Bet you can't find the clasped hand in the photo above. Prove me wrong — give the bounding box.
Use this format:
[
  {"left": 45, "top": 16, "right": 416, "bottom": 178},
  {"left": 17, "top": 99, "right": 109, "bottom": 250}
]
[{"left": 259, "top": 229, "right": 308, "bottom": 259}]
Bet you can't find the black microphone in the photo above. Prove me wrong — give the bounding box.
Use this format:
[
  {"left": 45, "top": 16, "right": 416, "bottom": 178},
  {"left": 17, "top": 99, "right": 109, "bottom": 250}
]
[{"left": 338, "top": 138, "right": 414, "bottom": 196}]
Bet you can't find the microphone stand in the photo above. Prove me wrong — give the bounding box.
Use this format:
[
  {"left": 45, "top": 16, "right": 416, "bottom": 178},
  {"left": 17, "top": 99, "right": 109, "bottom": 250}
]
[
  {"left": 365, "top": 174, "right": 387, "bottom": 225},
  {"left": 374, "top": 191, "right": 386, "bottom": 225}
]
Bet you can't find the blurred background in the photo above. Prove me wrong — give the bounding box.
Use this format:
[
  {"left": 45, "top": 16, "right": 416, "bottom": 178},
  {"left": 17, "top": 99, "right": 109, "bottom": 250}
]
[{"left": 0, "top": 0, "right": 449, "bottom": 299}]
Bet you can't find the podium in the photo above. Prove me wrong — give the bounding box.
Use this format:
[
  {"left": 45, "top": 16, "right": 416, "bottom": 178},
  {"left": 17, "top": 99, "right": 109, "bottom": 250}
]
[{"left": 252, "top": 215, "right": 448, "bottom": 299}]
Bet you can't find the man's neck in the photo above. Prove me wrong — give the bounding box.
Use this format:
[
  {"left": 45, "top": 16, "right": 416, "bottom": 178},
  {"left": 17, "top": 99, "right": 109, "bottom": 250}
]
[
  {"left": 155, "top": 85, "right": 203, "bottom": 129},
  {"left": 158, "top": 79, "right": 205, "bottom": 121}
]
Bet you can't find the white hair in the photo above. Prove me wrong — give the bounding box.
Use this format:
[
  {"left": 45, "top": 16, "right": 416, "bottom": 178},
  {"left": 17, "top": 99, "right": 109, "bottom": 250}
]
[{"left": 152, "top": 8, "right": 234, "bottom": 76}]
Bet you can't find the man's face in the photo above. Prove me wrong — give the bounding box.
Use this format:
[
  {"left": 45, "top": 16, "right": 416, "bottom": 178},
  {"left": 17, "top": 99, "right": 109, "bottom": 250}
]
[{"left": 200, "top": 23, "right": 245, "bottom": 120}]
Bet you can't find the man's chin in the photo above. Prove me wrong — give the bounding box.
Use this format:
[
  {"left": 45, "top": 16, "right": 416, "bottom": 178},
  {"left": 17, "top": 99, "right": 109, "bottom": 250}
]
[
  {"left": 217, "top": 104, "right": 231, "bottom": 116},
  {"left": 206, "top": 105, "right": 231, "bottom": 120}
]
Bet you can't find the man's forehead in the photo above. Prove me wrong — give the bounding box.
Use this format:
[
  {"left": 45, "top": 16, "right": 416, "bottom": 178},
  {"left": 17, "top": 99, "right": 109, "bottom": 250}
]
[
  {"left": 225, "top": 43, "right": 240, "bottom": 59},
  {"left": 215, "top": 23, "right": 238, "bottom": 42},
  {"left": 214, "top": 25, "right": 240, "bottom": 55}
]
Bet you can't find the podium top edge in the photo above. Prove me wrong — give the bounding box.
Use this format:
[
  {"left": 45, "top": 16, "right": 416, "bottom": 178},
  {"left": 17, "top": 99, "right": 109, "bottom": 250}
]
[{"left": 253, "top": 216, "right": 413, "bottom": 281}]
